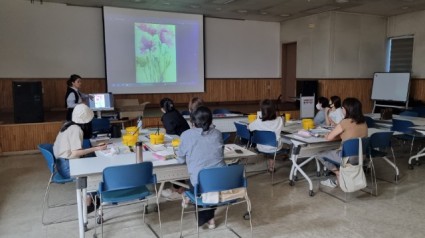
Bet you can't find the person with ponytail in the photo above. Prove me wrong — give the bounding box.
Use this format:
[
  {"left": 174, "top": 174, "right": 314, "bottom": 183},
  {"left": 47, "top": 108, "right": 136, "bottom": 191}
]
[
  {"left": 177, "top": 106, "right": 225, "bottom": 229},
  {"left": 160, "top": 97, "right": 190, "bottom": 136},
  {"left": 65, "top": 74, "right": 91, "bottom": 121},
  {"left": 53, "top": 104, "right": 107, "bottom": 213}
]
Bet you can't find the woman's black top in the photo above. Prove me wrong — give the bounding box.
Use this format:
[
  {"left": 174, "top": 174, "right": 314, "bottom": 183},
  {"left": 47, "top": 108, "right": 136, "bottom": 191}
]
[{"left": 161, "top": 110, "right": 190, "bottom": 136}]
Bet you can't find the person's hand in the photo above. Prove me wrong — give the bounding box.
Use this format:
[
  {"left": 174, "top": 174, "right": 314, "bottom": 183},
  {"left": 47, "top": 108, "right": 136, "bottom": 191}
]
[{"left": 96, "top": 143, "right": 108, "bottom": 150}]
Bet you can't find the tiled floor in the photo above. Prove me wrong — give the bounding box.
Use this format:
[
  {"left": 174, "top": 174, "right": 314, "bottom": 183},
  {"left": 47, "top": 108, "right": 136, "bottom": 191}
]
[{"left": 1, "top": 150, "right": 424, "bottom": 238}]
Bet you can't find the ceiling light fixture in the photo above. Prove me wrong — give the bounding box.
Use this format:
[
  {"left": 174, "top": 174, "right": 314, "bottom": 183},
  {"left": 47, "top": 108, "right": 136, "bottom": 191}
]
[
  {"left": 280, "top": 14, "right": 291, "bottom": 17},
  {"left": 237, "top": 9, "right": 248, "bottom": 14}
]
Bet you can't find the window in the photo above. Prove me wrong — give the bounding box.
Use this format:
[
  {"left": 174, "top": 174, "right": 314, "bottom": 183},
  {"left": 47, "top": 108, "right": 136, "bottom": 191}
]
[{"left": 386, "top": 36, "right": 414, "bottom": 73}]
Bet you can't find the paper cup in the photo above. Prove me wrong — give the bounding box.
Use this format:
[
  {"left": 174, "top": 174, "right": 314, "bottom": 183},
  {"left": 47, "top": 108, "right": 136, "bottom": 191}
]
[{"left": 285, "top": 113, "right": 291, "bottom": 122}]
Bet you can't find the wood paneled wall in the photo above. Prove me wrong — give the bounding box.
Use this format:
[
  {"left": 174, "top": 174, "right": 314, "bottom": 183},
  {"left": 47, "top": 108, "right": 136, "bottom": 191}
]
[
  {"left": 0, "top": 122, "right": 62, "bottom": 154},
  {"left": 0, "top": 78, "right": 281, "bottom": 112},
  {"left": 318, "top": 79, "right": 374, "bottom": 113},
  {"left": 3, "top": 77, "right": 425, "bottom": 153}
]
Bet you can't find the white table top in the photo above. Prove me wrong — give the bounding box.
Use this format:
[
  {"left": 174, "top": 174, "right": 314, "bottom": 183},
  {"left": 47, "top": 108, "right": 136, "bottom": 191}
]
[
  {"left": 365, "top": 113, "right": 425, "bottom": 126},
  {"left": 69, "top": 143, "right": 255, "bottom": 178}
]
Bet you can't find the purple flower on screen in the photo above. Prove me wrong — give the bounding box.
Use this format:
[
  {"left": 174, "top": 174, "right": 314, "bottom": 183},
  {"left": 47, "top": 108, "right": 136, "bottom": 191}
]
[
  {"left": 140, "top": 37, "right": 155, "bottom": 54},
  {"left": 159, "top": 28, "right": 174, "bottom": 47},
  {"left": 138, "top": 23, "right": 157, "bottom": 36}
]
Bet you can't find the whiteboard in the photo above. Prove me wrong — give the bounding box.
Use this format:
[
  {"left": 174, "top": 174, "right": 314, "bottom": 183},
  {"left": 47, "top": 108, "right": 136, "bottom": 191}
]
[{"left": 371, "top": 72, "right": 411, "bottom": 102}]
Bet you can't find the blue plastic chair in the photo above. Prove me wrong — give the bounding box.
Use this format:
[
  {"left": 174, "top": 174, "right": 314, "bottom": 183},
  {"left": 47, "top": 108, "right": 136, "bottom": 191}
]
[
  {"left": 91, "top": 118, "right": 111, "bottom": 136},
  {"left": 392, "top": 119, "right": 425, "bottom": 157},
  {"left": 38, "top": 143, "right": 75, "bottom": 225},
  {"left": 412, "top": 106, "right": 425, "bottom": 117},
  {"left": 364, "top": 116, "right": 376, "bottom": 128},
  {"left": 234, "top": 122, "right": 252, "bottom": 148},
  {"left": 369, "top": 131, "right": 399, "bottom": 183},
  {"left": 251, "top": 130, "right": 289, "bottom": 184},
  {"left": 321, "top": 137, "right": 376, "bottom": 201},
  {"left": 399, "top": 110, "right": 419, "bottom": 117},
  {"left": 222, "top": 132, "right": 231, "bottom": 143},
  {"left": 179, "top": 165, "right": 252, "bottom": 237},
  {"left": 212, "top": 108, "right": 231, "bottom": 114},
  {"left": 95, "top": 162, "right": 161, "bottom": 237}
]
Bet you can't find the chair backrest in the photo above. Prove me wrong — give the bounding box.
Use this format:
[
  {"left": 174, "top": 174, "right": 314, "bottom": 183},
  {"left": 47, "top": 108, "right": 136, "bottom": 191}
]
[
  {"left": 212, "top": 108, "right": 231, "bottom": 114},
  {"left": 222, "top": 132, "right": 231, "bottom": 143},
  {"left": 102, "top": 162, "right": 155, "bottom": 191},
  {"left": 92, "top": 118, "right": 111, "bottom": 134},
  {"left": 399, "top": 110, "right": 419, "bottom": 117},
  {"left": 364, "top": 116, "right": 375, "bottom": 128},
  {"left": 38, "top": 143, "right": 55, "bottom": 174},
  {"left": 82, "top": 139, "right": 92, "bottom": 149},
  {"left": 341, "top": 137, "right": 370, "bottom": 158},
  {"left": 251, "top": 130, "right": 277, "bottom": 147},
  {"left": 197, "top": 165, "right": 246, "bottom": 194},
  {"left": 412, "top": 106, "right": 425, "bottom": 117},
  {"left": 392, "top": 119, "right": 415, "bottom": 134},
  {"left": 370, "top": 131, "right": 394, "bottom": 150},
  {"left": 234, "top": 122, "right": 251, "bottom": 141}
]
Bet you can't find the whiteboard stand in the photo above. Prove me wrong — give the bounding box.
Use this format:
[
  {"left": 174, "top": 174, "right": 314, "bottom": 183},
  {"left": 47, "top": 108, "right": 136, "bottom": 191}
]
[
  {"left": 371, "top": 72, "right": 411, "bottom": 113},
  {"left": 372, "top": 101, "right": 409, "bottom": 113}
]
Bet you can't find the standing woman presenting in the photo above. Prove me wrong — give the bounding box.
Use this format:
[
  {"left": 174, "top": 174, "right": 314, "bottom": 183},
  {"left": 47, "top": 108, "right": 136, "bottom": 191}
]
[{"left": 65, "top": 74, "right": 90, "bottom": 121}]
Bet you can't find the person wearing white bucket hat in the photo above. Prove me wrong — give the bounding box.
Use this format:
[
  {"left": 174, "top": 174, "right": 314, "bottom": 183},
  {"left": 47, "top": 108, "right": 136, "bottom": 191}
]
[
  {"left": 53, "top": 104, "right": 107, "bottom": 213},
  {"left": 53, "top": 104, "right": 107, "bottom": 178}
]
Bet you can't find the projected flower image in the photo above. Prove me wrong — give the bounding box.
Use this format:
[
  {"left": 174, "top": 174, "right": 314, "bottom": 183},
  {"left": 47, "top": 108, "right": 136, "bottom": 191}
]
[{"left": 135, "top": 23, "right": 177, "bottom": 83}]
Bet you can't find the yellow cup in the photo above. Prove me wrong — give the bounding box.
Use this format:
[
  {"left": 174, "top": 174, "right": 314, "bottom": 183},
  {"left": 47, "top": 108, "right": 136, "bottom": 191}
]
[
  {"left": 171, "top": 138, "right": 181, "bottom": 147},
  {"left": 302, "top": 119, "right": 314, "bottom": 130},
  {"left": 248, "top": 114, "right": 257, "bottom": 123},
  {"left": 122, "top": 134, "right": 138, "bottom": 146},
  {"left": 285, "top": 113, "right": 291, "bottom": 122},
  {"left": 150, "top": 133, "right": 165, "bottom": 145},
  {"left": 125, "top": 126, "right": 139, "bottom": 135}
]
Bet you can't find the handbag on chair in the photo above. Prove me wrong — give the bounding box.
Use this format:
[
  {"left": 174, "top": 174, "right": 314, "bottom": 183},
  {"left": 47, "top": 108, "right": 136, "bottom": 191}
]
[{"left": 338, "top": 138, "right": 367, "bottom": 193}]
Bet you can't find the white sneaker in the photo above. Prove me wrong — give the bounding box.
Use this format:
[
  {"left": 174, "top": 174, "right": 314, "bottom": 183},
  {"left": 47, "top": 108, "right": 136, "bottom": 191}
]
[
  {"left": 320, "top": 179, "right": 337, "bottom": 188},
  {"left": 161, "top": 188, "right": 173, "bottom": 198},
  {"left": 207, "top": 219, "right": 216, "bottom": 229}
]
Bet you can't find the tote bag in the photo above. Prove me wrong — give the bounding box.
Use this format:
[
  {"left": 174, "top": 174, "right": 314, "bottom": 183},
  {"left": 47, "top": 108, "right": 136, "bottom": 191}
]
[{"left": 338, "top": 138, "right": 367, "bottom": 193}]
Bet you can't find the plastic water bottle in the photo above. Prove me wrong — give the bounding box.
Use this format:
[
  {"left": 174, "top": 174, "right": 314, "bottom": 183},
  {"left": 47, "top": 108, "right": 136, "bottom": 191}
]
[{"left": 136, "top": 141, "right": 143, "bottom": 163}]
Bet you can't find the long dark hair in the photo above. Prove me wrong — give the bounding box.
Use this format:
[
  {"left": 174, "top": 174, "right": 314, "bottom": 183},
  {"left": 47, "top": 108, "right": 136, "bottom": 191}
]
[
  {"left": 330, "top": 96, "right": 341, "bottom": 109},
  {"left": 260, "top": 99, "right": 277, "bottom": 121},
  {"left": 60, "top": 121, "right": 83, "bottom": 132},
  {"left": 191, "top": 106, "right": 212, "bottom": 132},
  {"left": 160, "top": 98, "right": 175, "bottom": 113},
  {"left": 342, "top": 97, "right": 365, "bottom": 124},
  {"left": 67, "top": 74, "right": 81, "bottom": 87}
]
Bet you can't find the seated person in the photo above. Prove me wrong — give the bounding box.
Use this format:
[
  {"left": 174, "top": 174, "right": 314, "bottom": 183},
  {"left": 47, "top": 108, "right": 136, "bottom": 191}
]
[
  {"left": 315, "top": 98, "right": 368, "bottom": 188},
  {"left": 314, "top": 96, "right": 330, "bottom": 126},
  {"left": 177, "top": 106, "right": 225, "bottom": 229},
  {"left": 53, "top": 104, "right": 107, "bottom": 212},
  {"left": 248, "top": 99, "right": 284, "bottom": 173},
  {"left": 160, "top": 98, "right": 190, "bottom": 136},
  {"left": 326, "top": 96, "right": 345, "bottom": 126}
]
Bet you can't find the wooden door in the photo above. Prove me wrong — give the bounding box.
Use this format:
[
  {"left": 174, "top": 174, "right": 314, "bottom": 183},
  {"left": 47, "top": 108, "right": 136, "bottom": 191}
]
[{"left": 282, "top": 42, "right": 297, "bottom": 101}]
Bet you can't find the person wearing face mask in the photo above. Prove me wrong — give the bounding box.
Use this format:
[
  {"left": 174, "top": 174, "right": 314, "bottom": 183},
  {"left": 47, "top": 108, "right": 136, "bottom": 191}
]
[
  {"left": 315, "top": 98, "right": 368, "bottom": 188},
  {"left": 314, "top": 97, "right": 330, "bottom": 126},
  {"left": 325, "top": 96, "right": 345, "bottom": 126}
]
